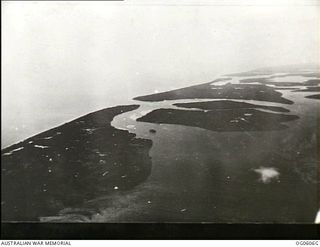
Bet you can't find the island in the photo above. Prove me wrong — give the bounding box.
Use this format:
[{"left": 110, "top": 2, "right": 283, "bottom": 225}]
[{"left": 134, "top": 81, "right": 293, "bottom": 104}]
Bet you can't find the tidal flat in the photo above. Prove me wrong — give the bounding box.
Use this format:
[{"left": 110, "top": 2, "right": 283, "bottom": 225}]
[{"left": 305, "top": 94, "right": 320, "bottom": 100}]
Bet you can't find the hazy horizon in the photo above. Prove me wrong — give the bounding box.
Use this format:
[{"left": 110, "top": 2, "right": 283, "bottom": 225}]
[{"left": 2, "top": 0, "right": 320, "bottom": 148}]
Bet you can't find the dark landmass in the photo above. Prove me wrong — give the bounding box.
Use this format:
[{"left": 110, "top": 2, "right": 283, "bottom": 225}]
[
  {"left": 2, "top": 65, "right": 318, "bottom": 224},
  {"left": 271, "top": 87, "right": 301, "bottom": 90},
  {"left": 174, "top": 100, "right": 290, "bottom": 113},
  {"left": 305, "top": 94, "right": 320, "bottom": 100},
  {"left": 304, "top": 79, "right": 320, "bottom": 86},
  {"left": 293, "top": 87, "right": 320, "bottom": 92},
  {"left": 1, "top": 105, "right": 153, "bottom": 221},
  {"left": 284, "top": 72, "right": 320, "bottom": 78},
  {"left": 134, "top": 81, "right": 293, "bottom": 104},
  {"left": 240, "top": 78, "right": 320, "bottom": 87},
  {"left": 137, "top": 108, "right": 299, "bottom": 132},
  {"left": 213, "top": 78, "right": 233, "bottom": 82},
  {"left": 240, "top": 77, "right": 298, "bottom": 87}
]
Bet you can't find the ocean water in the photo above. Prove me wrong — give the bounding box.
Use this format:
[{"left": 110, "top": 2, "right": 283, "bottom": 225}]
[{"left": 100, "top": 72, "right": 319, "bottom": 223}]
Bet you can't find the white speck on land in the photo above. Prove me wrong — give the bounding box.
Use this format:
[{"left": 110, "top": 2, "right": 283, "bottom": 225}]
[
  {"left": 147, "top": 201, "right": 152, "bottom": 204},
  {"left": 43, "top": 136, "right": 53, "bottom": 140},
  {"left": 49, "top": 158, "right": 53, "bottom": 162},
  {"left": 102, "top": 171, "right": 109, "bottom": 176},
  {"left": 34, "top": 145, "right": 49, "bottom": 149},
  {"left": 121, "top": 175, "right": 127, "bottom": 178},
  {"left": 99, "top": 160, "right": 106, "bottom": 164},
  {"left": 114, "top": 186, "right": 119, "bottom": 190},
  {"left": 28, "top": 141, "right": 33, "bottom": 144},
  {"left": 84, "top": 128, "right": 96, "bottom": 134},
  {"left": 254, "top": 167, "right": 280, "bottom": 184},
  {"left": 48, "top": 169, "right": 52, "bottom": 173},
  {"left": 97, "top": 152, "right": 107, "bottom": 157},
  {"left": 3, "top": 147, "right": 24, "bottom": 156},
  {"left": 239, "top": 118, "right": 249, "bottom": 122},
  {"left": 315, "top": 209, "right": 320, "bottom": 224},
  {"left": 180, "top": 208, "right": 187, "bottom": 212},
  {"left": 244, "top": 113, "right": 253, "bottom": 116}
]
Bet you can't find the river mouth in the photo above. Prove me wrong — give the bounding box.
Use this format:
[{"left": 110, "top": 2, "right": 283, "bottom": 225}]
[
  {"left": 2, "top": 68, "right": 319, "bottom": 223},
  {"left": 98, "top": 70, "right": 319, "bottom": 223}
]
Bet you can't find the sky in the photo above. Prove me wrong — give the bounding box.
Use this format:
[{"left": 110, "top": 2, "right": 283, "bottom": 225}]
[{"left": 2, "top": 0, "right": 320, "bottom": 147}]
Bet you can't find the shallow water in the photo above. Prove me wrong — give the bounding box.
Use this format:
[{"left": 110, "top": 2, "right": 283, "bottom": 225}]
[{"left": 87, "top": 71, "right": 319, "bottom": 223}]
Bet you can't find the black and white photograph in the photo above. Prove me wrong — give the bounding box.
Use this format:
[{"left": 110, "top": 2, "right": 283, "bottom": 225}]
[{"left": 1, "top": 0, "right": 320, "bottom": 239}]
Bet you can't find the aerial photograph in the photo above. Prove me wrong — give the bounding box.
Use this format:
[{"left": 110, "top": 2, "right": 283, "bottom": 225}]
[{"left": 2, "top": 0, "right": 319, "bottom": 224}]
